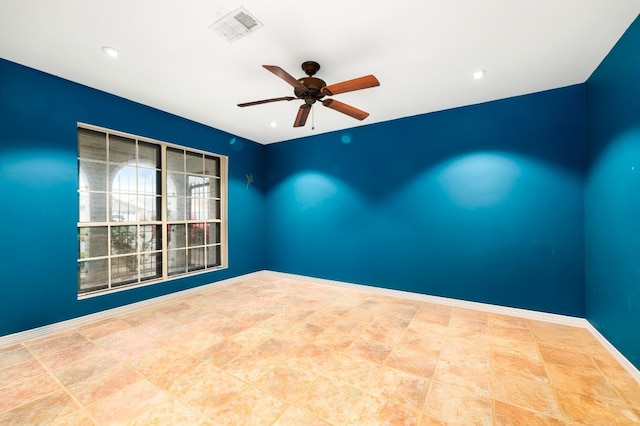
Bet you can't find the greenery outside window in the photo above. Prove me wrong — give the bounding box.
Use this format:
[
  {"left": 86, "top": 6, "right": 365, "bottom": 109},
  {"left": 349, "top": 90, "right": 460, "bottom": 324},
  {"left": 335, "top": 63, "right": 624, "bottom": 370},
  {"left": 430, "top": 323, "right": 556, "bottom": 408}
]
[{"left": 77, "top": 124, "right": 227, "bottom": 296}]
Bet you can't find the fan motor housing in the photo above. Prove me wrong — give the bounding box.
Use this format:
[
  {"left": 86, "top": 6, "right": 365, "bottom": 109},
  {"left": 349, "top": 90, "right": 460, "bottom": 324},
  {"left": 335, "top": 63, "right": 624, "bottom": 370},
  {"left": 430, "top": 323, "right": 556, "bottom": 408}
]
[{"left": 295, "top": 76, "right": 327, "bottom": 104}]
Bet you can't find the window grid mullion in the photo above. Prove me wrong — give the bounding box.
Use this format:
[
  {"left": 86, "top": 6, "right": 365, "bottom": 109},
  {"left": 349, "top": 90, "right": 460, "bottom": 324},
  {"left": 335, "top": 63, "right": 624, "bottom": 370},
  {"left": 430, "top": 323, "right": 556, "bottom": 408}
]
[
  {"left": 161, "top": 144, "right": 169, "bottom": 279},
  {"left": 106, "top": 133, "right": 112, "bottom": 291}
]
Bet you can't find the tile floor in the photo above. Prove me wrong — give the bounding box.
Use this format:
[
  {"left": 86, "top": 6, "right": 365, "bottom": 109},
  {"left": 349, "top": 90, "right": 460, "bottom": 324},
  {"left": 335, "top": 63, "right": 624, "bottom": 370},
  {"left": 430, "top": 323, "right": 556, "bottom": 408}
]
[{"left": 1, "top": 276, "right": 639, "bottom": 425}]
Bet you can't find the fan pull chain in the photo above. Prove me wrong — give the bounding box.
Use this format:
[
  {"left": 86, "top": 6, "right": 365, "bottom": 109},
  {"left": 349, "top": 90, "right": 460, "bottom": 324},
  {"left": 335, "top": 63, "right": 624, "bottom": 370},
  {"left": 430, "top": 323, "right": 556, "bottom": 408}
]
[{"left": 312, "top": 105, "right": 315, "bottom": 130}]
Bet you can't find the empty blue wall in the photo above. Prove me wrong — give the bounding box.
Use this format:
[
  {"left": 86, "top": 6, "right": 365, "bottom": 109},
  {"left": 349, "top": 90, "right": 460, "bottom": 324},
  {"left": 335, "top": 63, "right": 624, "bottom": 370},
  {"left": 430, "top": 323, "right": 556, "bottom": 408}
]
[
  {"left": 586, "top": 15, "right": 640, "bottom": 369},
  {"left": 265, "top": 86, "right": 586, "bottom": 317},
  {"left": 0, "top": 58, "right": 266, "bottom": 336}
]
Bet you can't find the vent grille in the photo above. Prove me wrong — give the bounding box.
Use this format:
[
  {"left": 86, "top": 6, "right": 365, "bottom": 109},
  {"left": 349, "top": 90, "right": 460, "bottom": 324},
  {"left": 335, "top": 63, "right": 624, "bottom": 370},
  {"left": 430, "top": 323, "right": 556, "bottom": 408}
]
[
  {"left": 209, "top": 7, "right": 263, "bottom": 43},
  {"left": 234, "top": 11, "right": 257, "bottom": 29}
]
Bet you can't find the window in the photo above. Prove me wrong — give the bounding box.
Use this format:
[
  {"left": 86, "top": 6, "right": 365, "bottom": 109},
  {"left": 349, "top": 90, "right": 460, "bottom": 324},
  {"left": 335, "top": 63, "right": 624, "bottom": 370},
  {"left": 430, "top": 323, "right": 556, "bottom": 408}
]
[{"left": 77, "top": 124, "right": 227, "bottom": 296}]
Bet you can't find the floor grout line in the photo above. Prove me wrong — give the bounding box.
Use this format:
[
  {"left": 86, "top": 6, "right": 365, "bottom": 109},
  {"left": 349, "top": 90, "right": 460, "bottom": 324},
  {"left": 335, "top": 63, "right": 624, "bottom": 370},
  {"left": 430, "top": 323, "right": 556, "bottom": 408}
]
[{"left": 1, "top": 276, "right": 639, "bottom": 424}]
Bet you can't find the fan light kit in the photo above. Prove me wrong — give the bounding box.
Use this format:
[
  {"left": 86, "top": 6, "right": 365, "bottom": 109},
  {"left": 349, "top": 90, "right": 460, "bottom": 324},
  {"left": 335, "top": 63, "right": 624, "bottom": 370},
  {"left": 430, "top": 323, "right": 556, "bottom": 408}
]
[{"left": 238, "top": 61, "right": 380, "bottom": 128}]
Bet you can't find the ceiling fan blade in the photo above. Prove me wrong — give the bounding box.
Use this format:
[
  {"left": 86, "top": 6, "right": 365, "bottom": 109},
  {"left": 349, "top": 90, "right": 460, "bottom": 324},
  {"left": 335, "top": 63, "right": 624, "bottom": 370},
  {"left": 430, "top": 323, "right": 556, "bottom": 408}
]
[
  {"left": 294, "top": 104, "right": 311, "bottom": 127},
  {"left": 237, "top": 96, "right": 296, "bottom": 107},
  {"left": 321, "top": 75, "right": 380, "bottom": 96},
  {"left": 263, "top": 65, "right": 307, "bottom": 90},
  {"left": 322, "top": 99, "right": 369, "bottom": 121}
]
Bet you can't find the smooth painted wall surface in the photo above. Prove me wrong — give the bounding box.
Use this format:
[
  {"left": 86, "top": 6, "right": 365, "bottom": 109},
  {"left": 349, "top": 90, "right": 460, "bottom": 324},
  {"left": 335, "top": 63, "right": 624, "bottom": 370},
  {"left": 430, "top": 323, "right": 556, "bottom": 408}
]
[
  {"left": 586, "top": 15, "right": 640, "bottom": 369},
  {"left": 0, "top": 58, "right": 266, "bottom": 336},
  {"left": 266, "top": 86, "right": 586, "bottom": 317}
]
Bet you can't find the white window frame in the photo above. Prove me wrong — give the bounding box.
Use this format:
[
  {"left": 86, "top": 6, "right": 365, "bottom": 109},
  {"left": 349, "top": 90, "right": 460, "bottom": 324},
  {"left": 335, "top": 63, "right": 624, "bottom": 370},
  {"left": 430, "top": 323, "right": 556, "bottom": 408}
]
[{"left": 77, "top": 123, "right": 228, "bottom": 298}]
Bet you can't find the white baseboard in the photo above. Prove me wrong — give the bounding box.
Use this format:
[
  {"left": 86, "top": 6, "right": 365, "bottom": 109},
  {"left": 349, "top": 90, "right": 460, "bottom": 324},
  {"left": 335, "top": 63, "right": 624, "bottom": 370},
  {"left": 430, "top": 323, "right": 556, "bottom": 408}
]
[
  {"left": 0, "top": 271, "right": 263, "bottom": 348},
  {"left": 2, "top": 269, "right": 638, "bottom": 384},
  {"left": 264, "top": 271, "right": 640, "bottom": 383},
  {"left": 583, "top": 322, "right": 640, "bottom": 383},
  {"left": 264, "top": 271, "right": 588, "bottom": 326}
]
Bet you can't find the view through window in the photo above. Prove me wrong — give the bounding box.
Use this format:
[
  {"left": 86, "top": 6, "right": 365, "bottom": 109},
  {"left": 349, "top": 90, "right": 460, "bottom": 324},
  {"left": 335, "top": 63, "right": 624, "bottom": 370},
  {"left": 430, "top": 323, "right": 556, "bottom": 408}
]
[{"left": 77, "top": 125, "right": 227, "bottom": 296}]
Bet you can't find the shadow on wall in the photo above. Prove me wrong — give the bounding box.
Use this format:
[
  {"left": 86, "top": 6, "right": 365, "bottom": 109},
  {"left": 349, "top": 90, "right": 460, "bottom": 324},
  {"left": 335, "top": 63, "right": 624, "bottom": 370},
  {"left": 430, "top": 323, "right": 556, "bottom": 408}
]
[
  {"left": 266, "top": 147, "right": 584, "bottom": 316},
  {"left": 267, "top": 85, "right": 585, "bottom": 203},
  {"left": 272, "top": 149, "right": 580, "bottom": 212}
]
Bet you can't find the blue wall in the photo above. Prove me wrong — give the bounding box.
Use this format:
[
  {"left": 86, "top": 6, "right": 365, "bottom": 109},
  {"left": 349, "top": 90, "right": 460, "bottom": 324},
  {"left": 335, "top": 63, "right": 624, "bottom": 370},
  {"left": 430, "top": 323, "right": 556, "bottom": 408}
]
[
  {"left": 0, "top": 58, "right": 266, "bottom": 336},
  {"left": 586, "top": 15, "right": 640, "bottom": 369},
  {"left": 6, "top": 22, "right": 640, "bottom": 372},
  {"left": 265, "top": 86, "right": 586, "bottom": 317}
]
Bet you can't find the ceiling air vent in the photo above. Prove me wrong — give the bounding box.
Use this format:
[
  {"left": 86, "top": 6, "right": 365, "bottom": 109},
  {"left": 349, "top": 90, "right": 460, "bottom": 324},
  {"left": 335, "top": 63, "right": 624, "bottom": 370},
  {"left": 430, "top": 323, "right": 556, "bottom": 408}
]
[{"left": 209, "top": 6, "right": 263, "bottom": 43}]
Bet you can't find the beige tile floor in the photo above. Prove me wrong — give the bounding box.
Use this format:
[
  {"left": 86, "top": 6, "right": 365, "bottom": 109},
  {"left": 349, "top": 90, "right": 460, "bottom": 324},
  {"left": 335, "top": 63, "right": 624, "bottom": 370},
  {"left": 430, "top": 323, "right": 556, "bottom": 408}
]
[{"left": 1, "top": 276, "right": 640, "bottom": 425}]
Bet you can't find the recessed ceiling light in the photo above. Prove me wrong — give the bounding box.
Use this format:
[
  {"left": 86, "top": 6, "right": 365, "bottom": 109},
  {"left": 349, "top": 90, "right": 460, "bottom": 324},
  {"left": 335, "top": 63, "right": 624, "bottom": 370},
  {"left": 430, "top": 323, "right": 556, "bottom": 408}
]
[
  {"left": 102, "top": 46, "right": 120, "bottom": 58},
  {"left": 473, "top": 70, "right": 486, "bottom": 79},
  {"left": 270, "top": 121, "right": 277, "bottom": 128}
]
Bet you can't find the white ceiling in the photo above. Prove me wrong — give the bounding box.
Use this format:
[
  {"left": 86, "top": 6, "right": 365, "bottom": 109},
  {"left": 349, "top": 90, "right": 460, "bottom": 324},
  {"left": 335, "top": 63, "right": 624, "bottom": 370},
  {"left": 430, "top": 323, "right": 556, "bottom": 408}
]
[{"left": 1, "top": 1, "right": 639, "bottom": 145}]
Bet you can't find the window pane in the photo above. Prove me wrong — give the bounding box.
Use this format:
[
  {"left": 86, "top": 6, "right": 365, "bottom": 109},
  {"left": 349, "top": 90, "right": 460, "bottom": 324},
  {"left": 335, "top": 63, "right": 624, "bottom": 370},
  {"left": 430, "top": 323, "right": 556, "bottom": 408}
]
[
  {"left": 206, "top": 245, "right": 220, "bottom": 268},
  {"left": 79, "top": 193, "right": 90, "bottom": 222},
  {"left": 188, "top": 223, "right": 206, "bottom": 247},
  {"left": 79, "top": 259, "right": 108, "bottom": 293},
  {"left": 79, "top": 160, "right": 106, "bottom": 192},
  {"left": 140, "top": 252, "right": 161, "bottom": 281},
  {"left": 167, "top": 147, "right": 184, "bottom": 172},
  {"left": 210, "top": 178, "right": 220, "bottom": 198},
  {"left": 111, "top": 226, "right": 137, "bottom": 255},
  {"left": 205, "top": 156, "right": 219, "bottom": 177},
  {"left": 138, "top": 142, "right": 160, "bottom": 167},
  {"left": 206, "top": 223, "right": 220, "bottom": 245},
  {"left": 188, "top": 248, "right": 205, "bottom": 271},
  {"left": 139, "top": 225, "right": 160, "bottom": 252},
  {"left": 78, "top": 129, "right": 106, "bottom": 161},
  {"left": 166, "top": 196, "right": 184, "bottom": 221},
  {"left": 79, "top": 227, "right": 108, "bottom": 258},
  {"left": 138, "top": 196, "right": 159, "bottom": 221},
  {"left": 169, "top": 224, "right": 186, "bottom": 249},
  {"left": 111, "top": 165, "right": 137, "bottom": 193},
  {"left": 168, "top": 172, "right": 186, "bottom": 197},
  {"left": 186, "top": 152, "right": 203, "bottom": 174},
  {"left": 109, "top": 135, "right": 136, "bottom": 164},
  {"left": 111, "top": 194, "right": 136, "bottom": 222},
  {"left": 79, "top": 192, "right": 107, "bottom": 222},
  {"left": 111, "top": 255, "right": 138, "bottom": 285},
  {"left": 168, "top": 249, "right": 186, "bottom": 275},
  {"left": 137, "top": 168, "right": 158, "bottom": 195},
  {"left": 189, "top": 196, "right": 206, "bottom": 220},
  {"left": 188, "top": 175, "right": 206, "bottom": 194},
  {"left": 206, "top": 198, "right": 220, "bottom": 220}
]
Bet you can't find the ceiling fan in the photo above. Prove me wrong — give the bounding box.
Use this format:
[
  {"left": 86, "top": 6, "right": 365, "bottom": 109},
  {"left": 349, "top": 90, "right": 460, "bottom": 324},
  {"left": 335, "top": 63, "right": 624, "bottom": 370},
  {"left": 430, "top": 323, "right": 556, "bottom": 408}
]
[{"left": 238, "top": 61, "right": 380, "bottom": 127}]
